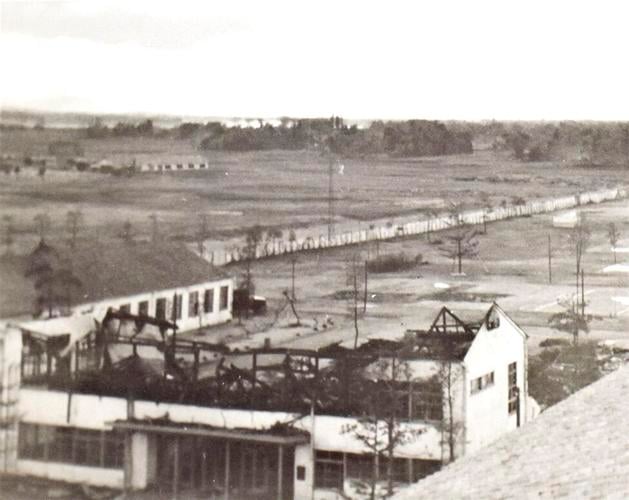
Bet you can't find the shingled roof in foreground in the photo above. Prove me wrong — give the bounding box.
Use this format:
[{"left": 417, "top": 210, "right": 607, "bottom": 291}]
[{"left": 393, "top": 363, "right": 629, "bottom": 500}]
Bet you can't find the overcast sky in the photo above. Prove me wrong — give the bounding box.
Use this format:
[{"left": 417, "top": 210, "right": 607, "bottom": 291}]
[{"left": 1, "top": 0, "right": 628, "bottom": 120}]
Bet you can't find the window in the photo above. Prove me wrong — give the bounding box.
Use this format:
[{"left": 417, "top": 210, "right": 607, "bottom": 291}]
[
  {"left": 471, "top": 371, "right": 495, "bottom": 394},
  {"left": 174, "top": 294, "right": 183, "bottom": 320},
  {"left": 199, "top": 163, "right": 207, "bottom": 169},
  {"left": 410, "top": 380, "right": 443, "bottom": 421},
  {"left": 177, "top": 164, "right": 183, "bottom": 170},
  {"left": 138, "top": 300, "right": 149, "bottom": 316},
  {"left": 18, "top": 423, "right": 123, "bottom": 469},
  {"left": 119, "top": 304, "right": 130, "bottom": 314},
  {"left": 296, "top": 465, "right": 306, "bottom": 481},
  {"left": 315, "top": 451, "right": 344, "bottom": 490},
  {"left": 73, "top": 429, "right": 101, "bottom": 466},
  {"left": 103, "top": 432, "right": 124, "bottom": 468},
  {"left": 204, "top": 289, "right": 214, "bottom": 313},
  {"left": 346, "top": 453, "right": 373, "bottom": 482},
  {"left": 220, "top": 285, "right": 229, "bottom": 311},
  {"left": 508, "top": 362, "right": 518, "bottom": 413},
  {"left": 155, "top": 298, "right": 167, "bottom": 320},
  {"left": 188, "top": 291, "right": 199, "bottom": 317},
  {"left": 188, "top": 163, "right": 194, "bottom": 169}
]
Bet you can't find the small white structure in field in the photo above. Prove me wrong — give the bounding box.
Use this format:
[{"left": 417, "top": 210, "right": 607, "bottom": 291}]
[{"left": 552, "top": 210, "right": 579, "bottom": 228}]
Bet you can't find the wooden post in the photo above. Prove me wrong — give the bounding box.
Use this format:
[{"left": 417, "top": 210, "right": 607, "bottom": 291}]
[
  {"left": 548, "top": 234, "right": 552, "bottom": 284},
  {"left": 581, "top": 268, "right": 585, "bottom": 317},
  {"left": 193, "top": 344, "right": 200, "bottom": 382},
  {"left": 224, "top": 441, "right": 231, "bottom": 500},
  {"left": 363, "top": 261, "right": 368, "bottom": 313},
  {"left": 277, "top": 445, "right": 284, "bottom": 500},
  {"left": 251, "top": 352, "right": 257, "bottom": 408},
  {"left": 173, "top": 437, "right": 180, "bottom": 500}
]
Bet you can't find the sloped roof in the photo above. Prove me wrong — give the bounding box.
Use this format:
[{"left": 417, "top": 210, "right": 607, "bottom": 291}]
[
  {"left": 1, "top": 242, "right": 227, "bottom": 318},
  {"left": 62, "top": 241, "right": 227, "bottom": 304},
  {"left": 392, "top": 364, "right": 629, "bottom": 500}
]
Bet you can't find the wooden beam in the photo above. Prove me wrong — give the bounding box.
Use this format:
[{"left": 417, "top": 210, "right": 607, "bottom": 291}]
[
  {"left": 173, "top": 436, "right": 180, "bottom": 500},
  {"left": 224, "top": 441, "right": 231, "bottom": 500},
  {"left": 277, "top": 444, "right": 284, "bottom": 500}
]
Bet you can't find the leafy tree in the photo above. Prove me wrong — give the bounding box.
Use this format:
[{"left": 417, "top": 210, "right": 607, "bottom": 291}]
[{"left": 607, "top": 222, "right": 620, "bottom": 264}]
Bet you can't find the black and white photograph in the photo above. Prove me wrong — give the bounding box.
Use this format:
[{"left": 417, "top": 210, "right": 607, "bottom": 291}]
[{"left": 0, "top": 1, "right": 628, "bottom": 498}]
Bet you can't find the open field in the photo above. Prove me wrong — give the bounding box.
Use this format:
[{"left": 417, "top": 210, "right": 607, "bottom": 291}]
[
  {"left": 201, "top": 197, "right": 629, "bottom": 357},
  {"left": 1, "top": 128, "right": 627, "bottom": 254}
]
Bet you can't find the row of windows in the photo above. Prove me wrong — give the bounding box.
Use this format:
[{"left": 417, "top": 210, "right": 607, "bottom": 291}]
[
  {"left": 144, "top": 163, "right": 208, "bottom": 171},
  {"left": 314, "top": 451, "right": 440, "bottom": 490},
  {"left": 508, "top": 362, "right": 518, "bottom": 414},
  {"left": 471, "top": 371, "right": 495, "bottom": 394},
  {"left": 118, "top": 285, "right": 229, "bottom": 321},
  {"left": 394, "top": 383, "right": 443, "bottom": 421},
  {"left": 18, "top": 423, "right": 124, "bottom": 469}
]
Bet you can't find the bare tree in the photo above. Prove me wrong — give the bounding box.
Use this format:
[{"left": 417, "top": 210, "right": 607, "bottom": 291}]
[
  {"left": 343, "top": 357, "right": 424, "bottom": 498},
  {"left": 120, "top": 220, "right": 134, "bottom": 244},
  {"left": 549, "top": 297, "right": 590, "bottom": 346},
  {"left": 148, "top": 213, "right": 159, "bottom": 243},
  {"left": 346, "top": 253, "right": 365, "bottom": 349},
  {"left": 569, "top": 215, "right": 591, "bottom": 316},
  {"left": 66, "top": 209, "right": 83, "bottom": 248},
  {"left": 240, "top": 225, "right": 263, "bottom": 319},
  {"left": 33, "top": 213, "right": 51, "bottom": 242},
  {"left": 196, "top": 213, "right": 208, "bottom": 257},
  {"left": 435, "top": 359, "right": 463, "bottom": 463},
  {"left": 607, "top": 222, "right": 620, "bottom": 264},
  {"left": 439, "top": 230, "right": 479, "bottom": 275},
  {"left": 2, "top": 215, "right": 14, "bottom": 255}
]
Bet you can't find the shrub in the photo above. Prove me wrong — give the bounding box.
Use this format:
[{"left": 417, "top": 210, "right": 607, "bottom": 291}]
[
  {"left": 366, "top": 253, "right": 417, "bottom": 273},
  {"left": 539, "top": 338, "right": 572, "bottom": 348}
]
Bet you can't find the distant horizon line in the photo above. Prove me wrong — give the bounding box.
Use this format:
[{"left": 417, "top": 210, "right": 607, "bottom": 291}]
[{"left": 0, "top": 105, "right": 625, "bottom": 125}]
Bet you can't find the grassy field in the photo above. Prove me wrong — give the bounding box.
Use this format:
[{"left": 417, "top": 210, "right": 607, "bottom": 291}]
[{"left": 1, "top": 128, "right": 627, "bottom": 253}]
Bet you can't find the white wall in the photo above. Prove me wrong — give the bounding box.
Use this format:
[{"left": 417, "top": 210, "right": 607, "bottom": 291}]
[
  {"left": 15, "top": 460, "right": 124, "bottom": 489},
  {"left": 463, "top": 307, "right": 527, "bottom": 454},
  {"left": 72, "top": 277, "right": 233, "bottom": 333},
  {"left": 294, "top": 444, "right": 314, "bottom": 500},
  {"left": 0, "top": 323, "right": 22, "bottom": 473}
]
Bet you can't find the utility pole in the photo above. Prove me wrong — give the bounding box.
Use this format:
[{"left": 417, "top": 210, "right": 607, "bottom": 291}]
[
  {"left": 363, "top": 260, "right": 368, "bottom": 313},
  {"left": 327, "top": 157, "right": 334, "bottom": 241},
  {"left": 581, "top": 268, "right": 585, "bottom": 318},
  {"left": 290, "top": 255, "right": 297, "bottom": 300},
  {"left": 548, "top": 234, "right": 552, "bottom": 284}
]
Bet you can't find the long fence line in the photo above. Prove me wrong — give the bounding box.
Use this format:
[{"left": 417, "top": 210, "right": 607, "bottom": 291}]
[{"left": 199, "top": 186, "right": 627, "bottom": 267}]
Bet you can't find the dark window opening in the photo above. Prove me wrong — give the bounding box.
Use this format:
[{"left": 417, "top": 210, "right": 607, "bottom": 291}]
[
  {"left": 204, "top": 289, "right": 214, "bottom": 313},
  {"left": 296, "top": 465, "right": 306, "bottom": 481},
  {"left": 314, "top": 451, "right": 343, "bottom": 490},
  {"left": 138, "top": 300, "right": 149, "bottom": 316},
  {"left": 189, "top": 291, "right": 199, "bottom": 317},
  {"left": 156, "top": 298, "right": 167, "bottom": 320},
  {"left": 220, "top": 285, "right": 229, "bottom": 311}
]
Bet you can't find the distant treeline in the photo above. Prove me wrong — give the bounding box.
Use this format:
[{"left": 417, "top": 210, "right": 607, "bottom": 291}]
[
  {"left": 199, "top": 117, "right": 473, "bottom": 157},
  {"left": 84, "top": 116, "right": 473, "bottom": 158},
  {"left": 449, "top": 120, "right": 629, "bottom": 165},
  {"left": 81, "top": 116, "right": 628, "bottom": 163}
]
